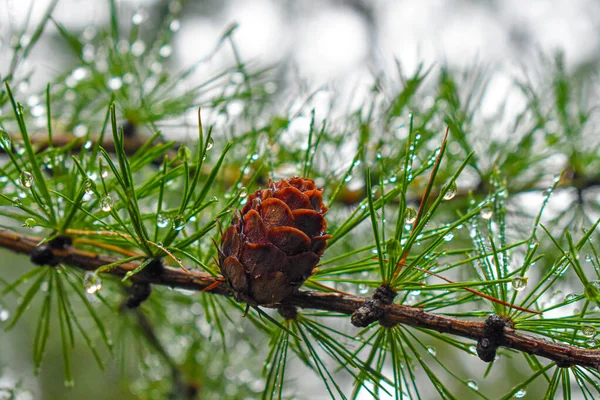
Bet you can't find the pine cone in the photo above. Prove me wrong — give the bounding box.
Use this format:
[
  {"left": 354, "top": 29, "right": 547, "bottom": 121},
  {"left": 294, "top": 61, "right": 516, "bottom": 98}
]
[{"left": 217, "top": 177, "right": 331, "bottom": 305}]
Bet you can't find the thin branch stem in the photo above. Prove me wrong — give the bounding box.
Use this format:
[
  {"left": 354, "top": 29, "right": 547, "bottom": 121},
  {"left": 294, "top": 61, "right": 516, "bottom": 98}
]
[{"left": 1, "top": 228, "right": 599, "bottom": 371}]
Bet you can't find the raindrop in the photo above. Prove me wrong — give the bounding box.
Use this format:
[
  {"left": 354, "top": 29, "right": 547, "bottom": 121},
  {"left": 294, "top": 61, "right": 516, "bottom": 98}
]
[
  {"left": 581, "top": 325, "right": 597, "bottom": 338},
  {"left": 404, "top": 207, "right": 417, "bottom": 223},
  {"left": 480, "top": 205, "right": 494, "bottom": 220},
  {"left": 514, "top": 388, "right": 527, "bottom": 398},
  {"left": 83, "top": 140, "right": 93, "bottom": 150},
  {"left": 443, "top": 182, "right": 457, "bottom": 200},
  {"left": 251, "top": 153, "right": 259, "bottom": 161},
  {"left": 83, "top": 272, "right": 102, "bottom": 294},
  {"left": 0, "top": 130, "right": 11, "bottom": 148},
  {"left": 157, "top": 214, "right": 170, "bottom": 228},
  {"left": 443, "top": 232, "right": 454, "bottom": 242},
  {"left": 586, "top": 338, "right": 597, "bottom": 348},
  {"left": 64, "top": 379, "right": 75, "bottom": 388},
  {"left": 209, "top": 196, "right": 218, "bottom": 202},
  {"left": 83, "top": 179, "right": 94, "bottom": 195},
  {"left": 386, "top": 238, "right": 401, "bottom": 257},
  {"left": 0, "top": 308, "right": 10, "bottom": 321},
  {"left": 19, "top": 171, "right": 33, "bottom": 188},
  {"left": 565, "top": 293, "right": 578, "bottom": 301},
  {"left": 159, "top": 45, "right": 172, "bottom": 58},
  {"left": 238, "top": 187, "right": 248, "bottom": 198},
  {"left": 344, "top": 175, "right": 352, "bottom": 182},
  {"left": 23, "top": 218, "right": 36, "bottom": 228},
  {"left": 511, "top": 277, "right": 528, "bottom": 292},
  {"left": 100, "top": 195, "right": 113, "bottom": 212},
  {"left": 132, "top": 12, "right": 146, "bottom": 25},
  {"left": 467, "top": 380, "right": 479, "bottom": 391},
  {"left": 206, "top": 137, "right": 214, "bottom": 150},
  {"left": 172, "top": 215, "right": 186, "bottom": 231},
  {"left": 12, "top": 197, "right": 22, "bottom": 207},
  {"left": 358, "top": 284, "right": 369, "bottom": 294},
  {"left": 427, "top": 347, "right": 437, "bottom": 356},
  {"left": 131, "top": 40, "right": 146, "bottom": 56},
  {"left": 101, "top": 168, "right": 109, "bottom": 178},
  {"left": 107, "top": 77, "right": 123, "bottom": 90},
  {"left": 73, "top": 124, "right": 88, "bottom": 137},
  {"left": 169, "top": 19, "right": 181, "bottom": 32}
]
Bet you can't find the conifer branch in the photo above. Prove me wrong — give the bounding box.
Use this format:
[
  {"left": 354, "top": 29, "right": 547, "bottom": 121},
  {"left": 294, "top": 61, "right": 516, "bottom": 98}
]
[{"left": 2, "top": 228, "right": 598, "bottom": 371}]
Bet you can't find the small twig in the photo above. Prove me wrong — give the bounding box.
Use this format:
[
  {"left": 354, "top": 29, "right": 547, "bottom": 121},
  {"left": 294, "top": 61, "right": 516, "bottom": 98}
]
[{"left": 1, "top": 228, "right": 599, "bottom": 371}]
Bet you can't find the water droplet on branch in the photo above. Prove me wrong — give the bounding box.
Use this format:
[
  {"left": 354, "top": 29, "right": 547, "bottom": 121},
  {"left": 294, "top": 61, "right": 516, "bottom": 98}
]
[
  {"left": 20, "top": 171, "right": 33, "bottom": 188},
  {"left": 83, "top": 272, "right": 102, "bottom": 294},
  {"left": 443, "top": 182, "right": 457, "bottom": 200}
]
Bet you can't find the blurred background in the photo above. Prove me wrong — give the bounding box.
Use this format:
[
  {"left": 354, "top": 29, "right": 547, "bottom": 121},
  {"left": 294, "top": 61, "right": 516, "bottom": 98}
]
[{"left": 1, "top": 0, "right": 600, "bottom": 399}]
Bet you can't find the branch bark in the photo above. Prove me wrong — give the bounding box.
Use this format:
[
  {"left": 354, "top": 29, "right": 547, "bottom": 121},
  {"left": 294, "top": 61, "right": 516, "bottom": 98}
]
[{"left": 1, "top": 229, "right": 599, "bottom": 371}]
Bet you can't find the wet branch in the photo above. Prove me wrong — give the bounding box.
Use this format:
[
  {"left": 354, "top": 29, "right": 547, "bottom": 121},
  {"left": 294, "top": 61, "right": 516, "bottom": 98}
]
[{"left": 1, "top": 229, "right": 599, "bottom": 371}]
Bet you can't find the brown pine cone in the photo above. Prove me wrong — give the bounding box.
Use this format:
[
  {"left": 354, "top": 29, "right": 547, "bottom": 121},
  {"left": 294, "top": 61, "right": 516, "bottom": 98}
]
[{"left": 217, "top": 177, "right": 331, "bottom": 305}]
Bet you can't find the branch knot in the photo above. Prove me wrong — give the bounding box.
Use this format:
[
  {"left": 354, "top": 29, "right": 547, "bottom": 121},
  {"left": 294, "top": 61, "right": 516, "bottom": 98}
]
[
  {"left": 476, "top": 314, "right": 513, "bottom": 362},
  {"left": 351, "top": 285, "right": 396, "bottom": 328},
  {"left": 29, "top": 235, "right": 72, "bottom": 267}
]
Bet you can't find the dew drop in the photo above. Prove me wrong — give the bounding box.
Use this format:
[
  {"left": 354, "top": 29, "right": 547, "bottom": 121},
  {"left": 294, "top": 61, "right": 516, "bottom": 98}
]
[
  {"left": 83, "top": 140, "right": 93, "bottom": 150},
  {"left": 0, "top": 308, "right": 10, "bottom": 321},
  {"left": 101, "top": 168, "right": 109, "bottom": 178},
  {"left": 581, "top": 324, "right": 597, "bottom": 338},
  {"left": 107, "top": 77, "right": 123, "bottom": 90},
  {"left": 514, "top": 388, "right": 527, "bottom": 398},
  {"left": 19, "top": 171, "right": 33, "bottom": 188},
  {"left": 344, "top": 175, "right": 352, "bottom": 182},
  {"left": 23, "top": 218, "right": 36, "bottom": 228},
  {"left": 238, "top": 187, "right": 248, "bottom": 198},
  {"left": 480, "top": 205, "right": 494, "bottom": 220},
  {"left": 358, "top": 284, "right": 369, "bottom": 294},
  {"left": 386, "top": 238, "right": 401, "bottom": 257},
  {"left": 83, "top": 179, "right": 94, "bottom": 195},
  {"left": 159, "top": 45, "right": 172, "bottom": 58},
  {"left": 209, "top": 196, "right": 218, "bottom": 202},
  {"left": 467, "top": 380, "right": 478, "bottom": 391},
  {"left": 64, "top": 379, "right": 75, "bottom": 388},
  {"left": 83, "top": 272, "right": 102, "bottom": 294},
  {"left": 565, "top": 293, "right": 578, "bottom": 301},
  {"left": 132, "top": 12, "right": 146, "bottom": 25},
  {"left": 206, "top": 137, "right": 214, "bottom": 150},
  {"left": 443, "top": 232, "right": 454, "bottom": 242},
  {"left": 100, "top": 195, "right": 113, "bottom": 212},
  {"left": 0, "top": 130, "right": 11, "bottom": 148},
  {"left": 443, "top": 182, "right": 457, "bottom": 200},
  {"left": 169, "top": 19, "right": 181, "bottom": 32},
  {"left": 427, "top": 347, "right": 437, "bottom": 356},
  {"left": 12, "top": 197, "right": 22, "bottom": 207},
  {"left": 157, "top": 214, "right": 170, "bottom": 228},
  {"left": 404, "top": 207, "right": 417, "bottom": 224},
  {"left": 172, "top": 215, "right": 186, "bottom": 231},
  {"left": 511, "top": 276, "right": 528, "bottom": 292}
]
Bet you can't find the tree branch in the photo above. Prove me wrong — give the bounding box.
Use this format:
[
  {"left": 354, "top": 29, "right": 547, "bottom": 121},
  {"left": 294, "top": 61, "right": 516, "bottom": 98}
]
[{"left": 1, "top": 229, "right": 598, "bottom": 371}]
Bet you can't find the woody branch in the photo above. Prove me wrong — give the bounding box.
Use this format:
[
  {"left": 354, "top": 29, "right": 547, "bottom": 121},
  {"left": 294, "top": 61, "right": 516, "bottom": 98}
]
[{"left": 1, "top": 228, "right": 598, "bottom": 371}]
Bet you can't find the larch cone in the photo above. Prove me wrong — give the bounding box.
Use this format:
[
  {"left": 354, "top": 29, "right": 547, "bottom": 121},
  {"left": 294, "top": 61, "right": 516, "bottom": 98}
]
[{"left": 217, "top": 177, "right": 331, "bottom": 305}]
